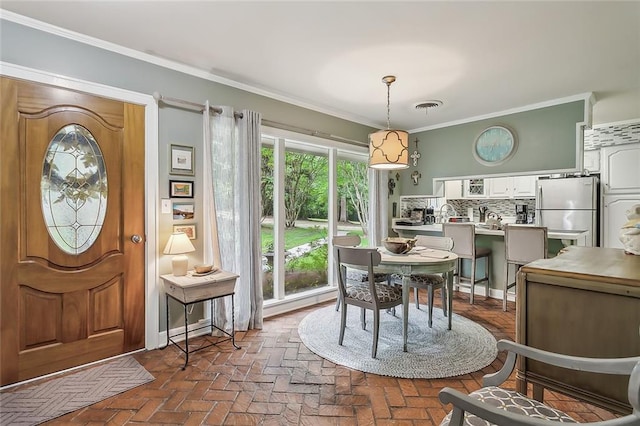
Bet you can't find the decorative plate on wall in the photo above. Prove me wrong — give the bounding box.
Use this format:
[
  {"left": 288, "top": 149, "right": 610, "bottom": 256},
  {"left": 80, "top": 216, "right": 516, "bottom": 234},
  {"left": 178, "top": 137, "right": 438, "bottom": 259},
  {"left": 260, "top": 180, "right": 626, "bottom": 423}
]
[{"left": 473, "top": 126, "right": 517, "bottom": 166}]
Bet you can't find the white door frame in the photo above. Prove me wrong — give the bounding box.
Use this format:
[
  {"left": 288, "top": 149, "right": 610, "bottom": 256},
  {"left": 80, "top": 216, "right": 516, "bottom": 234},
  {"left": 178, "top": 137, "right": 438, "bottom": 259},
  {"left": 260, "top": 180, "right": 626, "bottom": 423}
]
[{"left": 1, "top": 61, "right": 161, "bottom": 350}]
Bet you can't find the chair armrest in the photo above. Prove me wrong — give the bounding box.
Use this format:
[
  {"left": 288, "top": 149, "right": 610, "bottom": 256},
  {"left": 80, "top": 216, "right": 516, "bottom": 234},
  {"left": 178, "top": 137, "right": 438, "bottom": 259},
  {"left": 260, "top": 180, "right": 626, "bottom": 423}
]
[
  {"left": 439, "top": 387, "right": 639, "bottom": 426},
  {"left": 495, "top": 340, "right": 640, "bottom": 376}
]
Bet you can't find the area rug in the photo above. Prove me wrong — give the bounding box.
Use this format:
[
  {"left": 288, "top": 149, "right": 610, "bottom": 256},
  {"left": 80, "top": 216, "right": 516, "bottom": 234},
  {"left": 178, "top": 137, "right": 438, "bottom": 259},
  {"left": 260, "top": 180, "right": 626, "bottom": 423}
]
[
  {"left": 299, "top": 305, "right": 498, "bottom": 378},
  {"left": 0, "top": 356, "right": 154, "bottom": 425}
]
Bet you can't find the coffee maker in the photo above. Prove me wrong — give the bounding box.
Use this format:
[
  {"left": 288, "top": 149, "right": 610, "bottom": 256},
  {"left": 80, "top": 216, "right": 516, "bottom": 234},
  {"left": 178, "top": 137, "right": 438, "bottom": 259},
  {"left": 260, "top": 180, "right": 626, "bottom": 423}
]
[{"left": 515, "top": 204, "right": 528, "bottom": 224}]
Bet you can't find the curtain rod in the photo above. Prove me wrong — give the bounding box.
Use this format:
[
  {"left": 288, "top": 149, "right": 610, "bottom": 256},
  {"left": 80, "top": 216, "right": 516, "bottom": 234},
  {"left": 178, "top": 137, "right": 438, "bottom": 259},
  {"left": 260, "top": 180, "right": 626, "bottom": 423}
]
[
  {"left": 261, "top": 120, "right": 368, "bottom": 148},
  {"left": 153, "top": 91, "right": 367, "bottom": 148},
  {"left": 153, "top": 91, "right": 242, "bottom": 117}
]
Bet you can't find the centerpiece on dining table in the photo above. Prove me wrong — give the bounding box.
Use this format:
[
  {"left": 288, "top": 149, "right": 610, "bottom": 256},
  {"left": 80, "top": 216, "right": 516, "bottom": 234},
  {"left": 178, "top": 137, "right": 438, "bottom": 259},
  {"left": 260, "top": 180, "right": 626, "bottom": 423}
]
[{"left": 382, "top": 237, "right": 417, "bottom": 254}]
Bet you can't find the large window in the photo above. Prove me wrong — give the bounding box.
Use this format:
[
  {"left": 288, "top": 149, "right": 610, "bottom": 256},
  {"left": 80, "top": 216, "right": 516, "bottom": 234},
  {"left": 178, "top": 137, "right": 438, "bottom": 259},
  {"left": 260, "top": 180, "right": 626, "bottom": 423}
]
[{"left": 261, "top": 131, "right": 368, "bottom": 304}]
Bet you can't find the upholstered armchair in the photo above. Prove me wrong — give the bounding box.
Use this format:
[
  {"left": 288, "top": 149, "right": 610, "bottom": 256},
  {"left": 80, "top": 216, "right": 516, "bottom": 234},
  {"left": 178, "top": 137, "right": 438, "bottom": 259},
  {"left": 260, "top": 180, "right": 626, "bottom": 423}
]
[{"left": 439, "top": 339, "right": 640, "bottom": 425}]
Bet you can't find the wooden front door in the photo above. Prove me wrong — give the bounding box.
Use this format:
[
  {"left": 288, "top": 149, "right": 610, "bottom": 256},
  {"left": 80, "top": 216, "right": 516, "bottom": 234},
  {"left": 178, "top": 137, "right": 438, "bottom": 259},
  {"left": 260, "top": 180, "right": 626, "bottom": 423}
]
[{"left": 0, "top": 77, "right": 146, "bottom": 386}]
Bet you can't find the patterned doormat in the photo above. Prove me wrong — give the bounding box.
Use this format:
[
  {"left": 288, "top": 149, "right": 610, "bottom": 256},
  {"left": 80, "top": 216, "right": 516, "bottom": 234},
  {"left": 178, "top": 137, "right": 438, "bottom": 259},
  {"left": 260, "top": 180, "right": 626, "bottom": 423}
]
[{"left": 0, "top": 356, "right": 154, "bottom": 425}]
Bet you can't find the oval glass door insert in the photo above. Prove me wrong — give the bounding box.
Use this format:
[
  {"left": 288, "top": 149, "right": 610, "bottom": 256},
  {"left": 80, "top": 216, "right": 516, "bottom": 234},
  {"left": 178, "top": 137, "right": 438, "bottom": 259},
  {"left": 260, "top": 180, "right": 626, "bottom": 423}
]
[{"left": 41, "top": 124, "right": 108, "bottom": 255}]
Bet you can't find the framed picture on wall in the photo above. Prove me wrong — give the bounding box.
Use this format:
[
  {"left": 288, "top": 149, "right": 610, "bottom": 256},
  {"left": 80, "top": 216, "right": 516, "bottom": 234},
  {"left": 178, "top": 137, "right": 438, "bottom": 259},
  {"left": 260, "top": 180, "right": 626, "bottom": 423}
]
[
  {"left": 169, "top": 180, "right": 194, "bottom": 198},
  {"left": 170, "top": 144, "right": 194, "bottom": 175},
  {"left": 172, "top": 202, "right": 194, "bottom": 220},
  {"left": 173, "top": 224, "right": 196, "bottom": 240}
]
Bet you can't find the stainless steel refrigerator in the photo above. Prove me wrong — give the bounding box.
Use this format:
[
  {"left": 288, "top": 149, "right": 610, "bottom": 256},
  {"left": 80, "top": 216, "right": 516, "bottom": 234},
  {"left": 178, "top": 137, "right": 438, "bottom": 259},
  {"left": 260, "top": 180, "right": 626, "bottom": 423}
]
[{"left": 535, "top": 175, "right": 599, "bottom": 246}]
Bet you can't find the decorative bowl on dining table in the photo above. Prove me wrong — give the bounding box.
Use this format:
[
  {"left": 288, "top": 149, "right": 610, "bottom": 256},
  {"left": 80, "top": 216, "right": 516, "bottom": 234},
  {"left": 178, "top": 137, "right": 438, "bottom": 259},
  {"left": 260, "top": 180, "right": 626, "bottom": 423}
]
[{"left": 382, "top": 237, "right": 417, "bottom": 254}]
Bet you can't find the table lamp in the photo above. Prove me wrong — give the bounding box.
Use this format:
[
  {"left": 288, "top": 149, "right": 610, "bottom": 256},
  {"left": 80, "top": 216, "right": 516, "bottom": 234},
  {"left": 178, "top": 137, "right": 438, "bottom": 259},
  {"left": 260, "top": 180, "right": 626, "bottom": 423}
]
[{"left": 163, "top": 232, "right": 196, "bottom": 276}]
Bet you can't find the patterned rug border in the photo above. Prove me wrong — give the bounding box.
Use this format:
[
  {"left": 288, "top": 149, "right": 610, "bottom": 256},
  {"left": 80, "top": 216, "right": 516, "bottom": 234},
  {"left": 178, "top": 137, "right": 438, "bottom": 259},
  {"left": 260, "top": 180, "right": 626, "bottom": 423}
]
[
  {"left": 299, "top": 305, "right": 498, "bottom": 379},
  {"left": 0, "top": 356, "right": 154, "bottom": 425}
]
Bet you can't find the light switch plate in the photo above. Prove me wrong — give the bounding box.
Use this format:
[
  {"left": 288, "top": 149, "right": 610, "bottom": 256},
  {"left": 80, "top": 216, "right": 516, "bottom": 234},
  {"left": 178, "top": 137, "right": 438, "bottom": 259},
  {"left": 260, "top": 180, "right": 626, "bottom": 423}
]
[{"left": 161, "top": 199, "right": 172, "bottom": 214}]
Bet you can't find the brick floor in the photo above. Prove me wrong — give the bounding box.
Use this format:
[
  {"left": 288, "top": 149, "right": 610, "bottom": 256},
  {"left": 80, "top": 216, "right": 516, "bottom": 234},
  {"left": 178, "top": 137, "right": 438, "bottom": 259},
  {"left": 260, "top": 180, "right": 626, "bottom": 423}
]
[{"left": 41, "top": 292, "right": 618, "bottom": 425}]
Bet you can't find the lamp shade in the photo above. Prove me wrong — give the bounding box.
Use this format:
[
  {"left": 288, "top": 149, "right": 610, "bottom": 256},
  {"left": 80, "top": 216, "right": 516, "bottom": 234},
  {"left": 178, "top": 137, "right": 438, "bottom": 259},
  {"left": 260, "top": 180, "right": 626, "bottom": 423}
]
[
  {"left": 163, "top": 232, "right": 195, "bottom": 255},
  {"left": 369, "top": 129, "right": 409, "bottom": 170},
  {"left": 163, "top": 232, "right": 195, "bottom": 276}
]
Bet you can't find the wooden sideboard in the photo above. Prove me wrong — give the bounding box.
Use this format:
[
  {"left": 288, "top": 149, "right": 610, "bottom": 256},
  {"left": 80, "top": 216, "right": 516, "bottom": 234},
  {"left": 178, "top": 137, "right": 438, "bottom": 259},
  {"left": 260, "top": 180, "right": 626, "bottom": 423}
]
[{"left": 516, "top": 246, "right": 640, "bottom": 414}]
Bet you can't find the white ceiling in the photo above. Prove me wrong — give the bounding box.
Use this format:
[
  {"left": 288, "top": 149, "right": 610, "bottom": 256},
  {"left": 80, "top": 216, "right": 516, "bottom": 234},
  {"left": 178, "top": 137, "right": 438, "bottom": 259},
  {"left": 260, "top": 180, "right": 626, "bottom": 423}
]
[{"left": 2, "top": 1, "right": 639, "bottom": 131}]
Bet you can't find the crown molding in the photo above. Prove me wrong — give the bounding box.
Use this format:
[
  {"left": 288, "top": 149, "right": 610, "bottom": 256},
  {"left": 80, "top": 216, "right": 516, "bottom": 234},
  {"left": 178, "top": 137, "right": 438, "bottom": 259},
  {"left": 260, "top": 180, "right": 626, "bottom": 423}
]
[
  {"left": 0, "top": 10, "right": 379, "bottom": 128},
  {"left": 409, "top": 92, "right": 595, "bottom": 134}
]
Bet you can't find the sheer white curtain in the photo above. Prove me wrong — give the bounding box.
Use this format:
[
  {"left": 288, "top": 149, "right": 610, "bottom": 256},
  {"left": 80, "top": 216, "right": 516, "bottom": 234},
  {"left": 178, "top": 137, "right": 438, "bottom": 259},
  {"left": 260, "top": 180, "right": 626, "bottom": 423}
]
[
  {"left": 368, "top": 169, "right": 389, "bottom": 247},
  {"left": 203, "top": 104, "right": 263, "bottom": 331}
]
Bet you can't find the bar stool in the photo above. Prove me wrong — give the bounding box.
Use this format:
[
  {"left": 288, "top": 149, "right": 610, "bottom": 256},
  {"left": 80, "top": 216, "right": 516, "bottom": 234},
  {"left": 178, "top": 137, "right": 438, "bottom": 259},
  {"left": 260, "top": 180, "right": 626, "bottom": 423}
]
[
  {"left": 442, "top": 223, "right": 491, "bottom": 304},
  {"left": 503, "top": 225, "right": 548, "bottom": 311}
]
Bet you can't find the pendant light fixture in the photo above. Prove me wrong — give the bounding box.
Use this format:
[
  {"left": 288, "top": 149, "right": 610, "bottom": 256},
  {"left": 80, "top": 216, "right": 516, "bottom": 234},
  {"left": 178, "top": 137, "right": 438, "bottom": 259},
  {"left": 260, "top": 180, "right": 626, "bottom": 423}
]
[{"left": 369, "top": 75, "right": 409, "bottom": 170}]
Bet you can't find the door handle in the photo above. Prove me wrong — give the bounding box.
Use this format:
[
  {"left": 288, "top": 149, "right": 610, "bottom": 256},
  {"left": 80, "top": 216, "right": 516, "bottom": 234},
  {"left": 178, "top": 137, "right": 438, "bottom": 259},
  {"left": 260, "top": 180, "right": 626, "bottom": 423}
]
[{"left": 131, "top": 234, "right": 143, "bottom": 244}]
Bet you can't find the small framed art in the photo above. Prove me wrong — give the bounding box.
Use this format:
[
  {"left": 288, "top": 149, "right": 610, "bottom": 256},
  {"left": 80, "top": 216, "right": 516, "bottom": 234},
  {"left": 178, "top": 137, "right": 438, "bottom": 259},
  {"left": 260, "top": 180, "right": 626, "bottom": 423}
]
[
  {"left": 170, "top": 144, "right": 194, "bottom": 176},
  {"left": 173, "top": 224, "right": 196, "bottom": 240},
  {"left": 169, "top": 180, "right": 194, "bottom": 198},
  {"left": 172, "top": 201, "right": 194, "bottom": 220}
]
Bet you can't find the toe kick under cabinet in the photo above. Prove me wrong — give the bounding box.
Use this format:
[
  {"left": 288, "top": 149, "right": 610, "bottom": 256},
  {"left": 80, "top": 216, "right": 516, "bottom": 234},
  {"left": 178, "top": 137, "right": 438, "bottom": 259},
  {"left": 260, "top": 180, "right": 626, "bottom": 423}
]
[{"left": 516, "top": 246, "right": 640, "bottom": 414}]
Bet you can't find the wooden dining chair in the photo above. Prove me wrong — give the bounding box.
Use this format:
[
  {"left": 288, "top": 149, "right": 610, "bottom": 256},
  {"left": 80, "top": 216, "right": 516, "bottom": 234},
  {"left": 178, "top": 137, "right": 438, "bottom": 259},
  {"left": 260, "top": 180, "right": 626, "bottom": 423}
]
[
  {"left": 503, "top": 225, "right": 547, "bottom": 311},
  {"left": 334, "top": 245, "right": 403, "bottom": 358},
  {"left": 443, "top": 223, "right": 491, "bottom": 305},
  {"left": 332, "top": 235, "right": 388, "bottom": 311},
  {"left": 391, "top": 235, "right": 454, "bottom": 328}
]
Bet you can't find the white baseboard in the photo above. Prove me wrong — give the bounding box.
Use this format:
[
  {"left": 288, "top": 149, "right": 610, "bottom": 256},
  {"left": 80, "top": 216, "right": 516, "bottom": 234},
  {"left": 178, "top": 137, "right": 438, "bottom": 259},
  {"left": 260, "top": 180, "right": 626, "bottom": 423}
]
[{"left": 454, "top": 285, "right": 515, "bottom": 302}]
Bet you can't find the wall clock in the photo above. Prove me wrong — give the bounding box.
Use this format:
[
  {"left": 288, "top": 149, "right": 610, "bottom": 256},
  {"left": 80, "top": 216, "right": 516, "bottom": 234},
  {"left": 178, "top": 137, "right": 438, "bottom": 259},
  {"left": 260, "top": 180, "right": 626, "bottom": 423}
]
[{"left": 473, "top": 125, "right": 517, "bottom": 166}]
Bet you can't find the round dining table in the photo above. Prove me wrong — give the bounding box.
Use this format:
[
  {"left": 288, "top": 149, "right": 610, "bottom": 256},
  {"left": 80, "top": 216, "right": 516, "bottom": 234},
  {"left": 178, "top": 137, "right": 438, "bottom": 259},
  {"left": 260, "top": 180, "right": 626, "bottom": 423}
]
[{"left": 375, "top": 247, "right": 458, "bottom": 352}]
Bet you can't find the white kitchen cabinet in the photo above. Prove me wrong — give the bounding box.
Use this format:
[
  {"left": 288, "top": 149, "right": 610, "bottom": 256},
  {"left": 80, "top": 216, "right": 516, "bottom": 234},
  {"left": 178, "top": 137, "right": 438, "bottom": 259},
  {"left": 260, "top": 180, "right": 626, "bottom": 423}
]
[
  {"left": 464, "top": 178, "right": 488, "bottom": 198},
  {"left": 583, "top": 149, "right": 600, "bottom": 173},
  {"left": 512, "top": 176, "right": 537, "bottom": 197},
  {"left": 487, "top": 176, "right": 537, "bottom": 198},
  {"left": 444, "top": 180, "right": 463, "bottom": 199},
  {"left": 603, "top": 195, "right": 640, "bottom": 249},
  {"left": 601, "top": 143, "right": 640, "bottom": 194},
  {"left": 488, "top": 177, "right": 511, "bottom": 198}
]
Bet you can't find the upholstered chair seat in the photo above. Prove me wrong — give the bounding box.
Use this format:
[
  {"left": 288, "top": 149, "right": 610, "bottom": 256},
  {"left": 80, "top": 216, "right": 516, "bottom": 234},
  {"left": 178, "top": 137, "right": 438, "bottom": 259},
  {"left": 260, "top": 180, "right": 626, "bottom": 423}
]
[
  {"left": 346, "top": 282, "right": 402, "bottom": 304},
  {"left": 439, "top": 386, "right": 577, "bottom": 425}
]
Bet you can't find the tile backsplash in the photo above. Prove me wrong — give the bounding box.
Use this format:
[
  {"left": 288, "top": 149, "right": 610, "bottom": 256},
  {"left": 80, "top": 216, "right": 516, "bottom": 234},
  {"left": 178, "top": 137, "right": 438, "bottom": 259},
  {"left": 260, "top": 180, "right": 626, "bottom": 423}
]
[
  {"left": 584, "top": 121, "right": 640, "bottom": 150},
  {"left": 448, "top": 198, "right": 536, "bottom": 222},
  {"left": 398, "top": 196, "right": 535, "bottom": 222}
]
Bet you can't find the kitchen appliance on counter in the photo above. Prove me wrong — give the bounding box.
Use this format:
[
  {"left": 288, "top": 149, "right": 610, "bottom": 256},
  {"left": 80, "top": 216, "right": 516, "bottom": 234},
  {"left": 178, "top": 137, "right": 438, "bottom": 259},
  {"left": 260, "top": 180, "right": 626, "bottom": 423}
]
[
  {"left": 515, "top": 204, "right": 528, "bottom": 224},
  {"left": 478, "top": 206, "right": 488, "bottom": 222},
  {"left": 425, "top": 207, "right": 436, "bottom": 224},
  {"left": 535, "top": 175, "right": 599, "bottom": 246}
]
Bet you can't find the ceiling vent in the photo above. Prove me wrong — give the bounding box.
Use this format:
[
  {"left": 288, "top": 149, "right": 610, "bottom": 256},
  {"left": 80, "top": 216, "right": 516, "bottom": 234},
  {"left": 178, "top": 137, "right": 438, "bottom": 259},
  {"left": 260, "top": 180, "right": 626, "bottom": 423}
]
[{"left": 414, "top": 100, "right": 443, "bottom": 114}]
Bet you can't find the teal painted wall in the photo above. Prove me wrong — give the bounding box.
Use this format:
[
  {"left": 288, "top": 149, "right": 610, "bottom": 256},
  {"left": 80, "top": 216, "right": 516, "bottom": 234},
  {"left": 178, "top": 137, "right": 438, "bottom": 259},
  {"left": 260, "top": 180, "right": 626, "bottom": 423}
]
[
  {"left": 399, "top": 101, "right": 586, "bottom": 195},
  {"left": 0, "top": 18, "right": 376, "bottom": 329}
]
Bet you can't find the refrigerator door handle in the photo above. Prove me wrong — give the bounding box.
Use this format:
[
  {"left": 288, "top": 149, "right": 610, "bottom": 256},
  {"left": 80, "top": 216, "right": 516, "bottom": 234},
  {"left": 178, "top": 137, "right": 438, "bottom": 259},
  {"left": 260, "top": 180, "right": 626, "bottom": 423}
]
[{"left": 537, "top": 185, "right": 543, "bottom": 210}]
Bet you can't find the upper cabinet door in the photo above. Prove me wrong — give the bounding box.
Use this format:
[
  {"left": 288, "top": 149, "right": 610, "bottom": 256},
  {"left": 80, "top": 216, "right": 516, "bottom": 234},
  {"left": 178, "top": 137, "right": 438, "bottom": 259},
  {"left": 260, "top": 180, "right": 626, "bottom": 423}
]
[
  {"left": 464, "top": 178, "right": 488, "bottom": 198},
  {"left": 511, "top": 176, "right": 537, "bottom": 198},
  {"left": 601, "top": 143, "right": 640, "bottom": 194},
  {"left": 488, "top": 177, "right": 511, "bottom": 198},
  {"left": 445, "top": 180, "right": 463, "bottom": 199},
  {"left": 487, "top": 176, "right": 536, "bottom": 198}
]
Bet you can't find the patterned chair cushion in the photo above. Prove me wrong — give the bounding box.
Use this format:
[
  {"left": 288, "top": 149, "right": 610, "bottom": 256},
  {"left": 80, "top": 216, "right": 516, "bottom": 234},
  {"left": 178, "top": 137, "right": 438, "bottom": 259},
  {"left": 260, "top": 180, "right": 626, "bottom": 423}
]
[
  {"left": 439, "top": 386, "right": 577, "bottom": 426},
  {"left": 390, "top": 273, "right": 444, "bottom": 286},
  {"left": 346, "top": 282, "right": 403, "bottom": 303}
]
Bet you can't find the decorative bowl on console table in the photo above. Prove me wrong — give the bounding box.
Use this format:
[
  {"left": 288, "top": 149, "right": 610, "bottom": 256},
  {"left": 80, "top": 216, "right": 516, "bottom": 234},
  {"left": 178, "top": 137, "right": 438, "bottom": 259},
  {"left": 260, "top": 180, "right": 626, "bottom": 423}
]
[{"left": 383, "top": 237, "right": 417, "bottom": 254}]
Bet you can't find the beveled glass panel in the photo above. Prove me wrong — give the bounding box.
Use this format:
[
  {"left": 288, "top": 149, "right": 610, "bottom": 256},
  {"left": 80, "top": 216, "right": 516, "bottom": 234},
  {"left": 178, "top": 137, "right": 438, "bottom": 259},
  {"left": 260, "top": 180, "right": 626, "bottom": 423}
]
[{"left": 41, "top": 124, "right": 107, "bottom": 255}]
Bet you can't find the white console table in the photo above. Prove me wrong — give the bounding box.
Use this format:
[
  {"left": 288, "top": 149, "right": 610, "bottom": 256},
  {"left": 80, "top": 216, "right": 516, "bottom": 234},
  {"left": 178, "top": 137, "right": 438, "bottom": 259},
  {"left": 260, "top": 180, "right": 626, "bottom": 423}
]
[{"left": 160, "top": 271, "right": 240, "bottom": 369}]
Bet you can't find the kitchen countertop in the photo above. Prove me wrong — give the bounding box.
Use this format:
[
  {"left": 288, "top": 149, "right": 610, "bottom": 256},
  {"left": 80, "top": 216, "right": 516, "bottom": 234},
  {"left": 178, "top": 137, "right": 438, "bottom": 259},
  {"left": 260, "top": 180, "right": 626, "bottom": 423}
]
[{"left": 392, "top": 222, "right": 589, "bottom": 241}]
